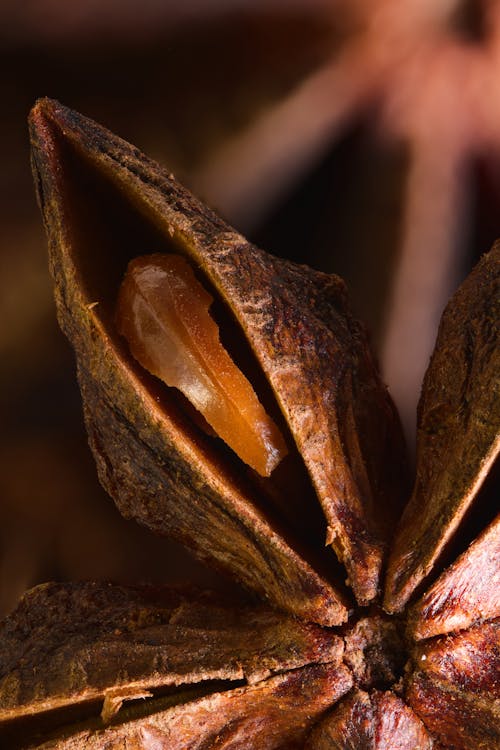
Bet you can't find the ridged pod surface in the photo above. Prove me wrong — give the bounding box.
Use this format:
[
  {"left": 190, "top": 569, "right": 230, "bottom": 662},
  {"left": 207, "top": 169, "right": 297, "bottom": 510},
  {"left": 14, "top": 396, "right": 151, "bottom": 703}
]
[{"left": 0, "top": 99, "right": 497, "bottom": 748}]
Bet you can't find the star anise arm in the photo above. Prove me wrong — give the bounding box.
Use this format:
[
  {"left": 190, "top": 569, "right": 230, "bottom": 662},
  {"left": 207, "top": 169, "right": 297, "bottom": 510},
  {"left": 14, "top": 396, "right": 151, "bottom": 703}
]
[
  {"left": 29, "top": 99, "right": 407, "bottom": 611},
  {"left": 31, "top": 664, "right": 352, "bottom": 750},
  {"left": 305, "top": 688, "right": 435, "bottom": 749},
  {"left": 406, "top": 620, "right": 500, "bottom": 750},
  {"left": 28, "top": 99, "right": 346, "bottom": 626},
  {"left": 0, "top": 582, "right": 351, "bottom": 748},
  {"left": 385, "top": 242, "right": 500, "bottom": 613},
  {"left": 408, "top": 513, "right": 500, "bottom": 640}
]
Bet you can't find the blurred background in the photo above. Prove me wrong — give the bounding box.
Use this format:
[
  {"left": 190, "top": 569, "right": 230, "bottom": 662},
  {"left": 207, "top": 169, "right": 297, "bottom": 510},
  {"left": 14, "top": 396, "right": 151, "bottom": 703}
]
[{"left": 2, "top": 0, "right": 500, "bottom": 617}]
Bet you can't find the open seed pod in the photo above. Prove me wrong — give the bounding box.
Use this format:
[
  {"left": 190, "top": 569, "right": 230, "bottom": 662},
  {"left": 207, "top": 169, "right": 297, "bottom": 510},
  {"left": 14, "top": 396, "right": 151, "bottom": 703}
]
[
  {"left": 0, "top": 99, "right": 497, "bottom": 748},
  {"left": 28, "top": 98, "right": 409, "bottom": 621}
]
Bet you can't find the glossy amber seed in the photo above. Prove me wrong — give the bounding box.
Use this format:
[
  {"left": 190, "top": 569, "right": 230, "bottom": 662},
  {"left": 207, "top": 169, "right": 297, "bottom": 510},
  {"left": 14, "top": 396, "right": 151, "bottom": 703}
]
[{"left": 116, "top": 253, "right": 288, "bottom": 477}]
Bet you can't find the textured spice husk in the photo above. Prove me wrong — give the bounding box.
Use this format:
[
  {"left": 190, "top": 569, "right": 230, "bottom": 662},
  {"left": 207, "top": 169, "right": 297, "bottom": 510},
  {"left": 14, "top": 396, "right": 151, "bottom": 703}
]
[
  {"left": 407, "top": 620, "right": 500, "bottom": 750},
  {"left": 385, "top": 242, "right": 500, "bottom": 613},
  {"left": 0, "top": 582, "right": 345, "bottom": 724},
  {"left": 13, "top": 99, "right": 499, "bottom": 749},
  {"left": 0, "top": 582, "right": 351, "bottom": 748},
  {"left": 26, "top": 665, "right": 352, "bottom": 750},
  {"left": 305, "top": 689, "right": 435, "bottom": 749},
  {"left": 29, "top": 98, "right": 408, "bottom": 613},
  {"left": 408, "top": 513, "right": 500, "bottom": 640}
]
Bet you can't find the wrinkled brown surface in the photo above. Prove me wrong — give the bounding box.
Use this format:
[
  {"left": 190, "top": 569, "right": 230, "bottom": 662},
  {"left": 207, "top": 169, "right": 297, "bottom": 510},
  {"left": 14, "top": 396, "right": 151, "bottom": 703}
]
[
  {"left": 29, "top": 663, "right": 352, "bottom": 750},
  {"left": 409, "top": 514, "right": 500, "bottom": 640},
  {"left": 80, "top": 371, "right": 346, "bottom": 626},
  {"left": 29, "top": 102, "right": 351, "bottom": 626},
  {"left": 21, "top": 98, "right": 500, "bottom": 750},
  {"left": 343, "top": 615, "right": 405, "bottom": 690},
  {"left": 407, "top": 620, "right": 500, "bottom": 750},
  {"left": 0, "top": 582, "right": 343, "bottom": 729},
  {"left": 0, "top": 583, "right": 424, "bottom": 749},
  {"left": 29, "top": 98, "right": 408, "bottom": 608},
  {"left": 305, "top": 689, "right": 434, "bottom": 749},
  {"left": 385, "top": 243, "right": 500, "bottom": 613},
  {"left": 0, "top": 583, "right": 353, "bottom": 748}
]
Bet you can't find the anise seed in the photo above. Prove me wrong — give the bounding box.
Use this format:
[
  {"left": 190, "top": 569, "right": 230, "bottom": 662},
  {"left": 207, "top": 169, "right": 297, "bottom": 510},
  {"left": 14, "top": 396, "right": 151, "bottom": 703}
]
[{"left": 116, "top": 253, "right": 288, "bottom": 477}]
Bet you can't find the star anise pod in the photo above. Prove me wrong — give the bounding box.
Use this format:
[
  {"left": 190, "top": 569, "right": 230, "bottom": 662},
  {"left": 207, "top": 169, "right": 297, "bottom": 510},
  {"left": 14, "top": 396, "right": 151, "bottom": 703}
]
[{"left": 0, "top": 99, "right": 498, "bottom": 749}]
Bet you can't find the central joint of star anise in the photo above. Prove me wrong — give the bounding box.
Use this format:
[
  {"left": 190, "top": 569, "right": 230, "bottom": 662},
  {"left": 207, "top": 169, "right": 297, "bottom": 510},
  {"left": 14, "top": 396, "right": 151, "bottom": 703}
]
[{"left": 342, "top": 611, "right": 407, "bottom": 692}]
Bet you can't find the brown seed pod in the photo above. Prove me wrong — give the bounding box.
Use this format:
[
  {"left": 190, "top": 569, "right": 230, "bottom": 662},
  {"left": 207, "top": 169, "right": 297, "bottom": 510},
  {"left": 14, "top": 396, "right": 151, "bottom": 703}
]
[
  {"left": 28, "top": 98, "right": 408, "bottom": 617},
  {"left": 0, "top": 99, "right": 497, "bottom": 748}
]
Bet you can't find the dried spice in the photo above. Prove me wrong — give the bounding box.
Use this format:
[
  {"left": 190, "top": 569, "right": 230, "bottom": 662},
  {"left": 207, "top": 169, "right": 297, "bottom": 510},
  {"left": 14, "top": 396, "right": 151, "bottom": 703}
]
[
  {"left": 385, "top": 246, "right": 500, "bottom": 614},
  {"left": 0, "top": 582, "right": 352, "bottom": 748},
  {"left": 28, "top": 100, "right": 409, "bottom": 618},
  {"left": 0, "top": 99, "right": 498, "bottom": 748}
]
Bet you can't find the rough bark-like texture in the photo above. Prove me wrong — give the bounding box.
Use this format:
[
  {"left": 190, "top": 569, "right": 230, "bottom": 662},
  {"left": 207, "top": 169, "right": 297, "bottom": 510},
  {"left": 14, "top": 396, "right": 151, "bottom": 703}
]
[
  {"left": 409, "top": 514, "right": 500, "bottom": 639},
  {"left": 29, "top": 98, "right": 408, "bottom": 607},
  {"left": 20, "top": 99, "right": 500, "bottom": 750},
  {"left": 29, "top": 93, "right": 348, "bottom": 627},
  {"left": 305, "top": 689, "right": 434, "bottom": 749},
  {"left": 0, "top": 583, "right": 351, "bottom": 742},
  {"left": 343, "top": 615, "right": 406, "bottom": 690},
  {"left": 407, "top": 620, "right": 500, "bottom": 750},
  {"left": 0, "top": 582, "right": 344, "bottom": 728},
  {"left": 25, "top": 664, "right": 352, "bottom": 750},
  {"left": 80, "top": 370, "right": 347, "bottom": 627},
  {"left": 385, "top": 243, "right": 500, "bottom": 613}
]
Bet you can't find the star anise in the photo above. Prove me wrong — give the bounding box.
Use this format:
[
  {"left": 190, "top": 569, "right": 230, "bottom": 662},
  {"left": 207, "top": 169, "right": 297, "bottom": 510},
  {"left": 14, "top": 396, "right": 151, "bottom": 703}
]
[{"left": 0, "top": 99, "right": 498, "bottom": 749}]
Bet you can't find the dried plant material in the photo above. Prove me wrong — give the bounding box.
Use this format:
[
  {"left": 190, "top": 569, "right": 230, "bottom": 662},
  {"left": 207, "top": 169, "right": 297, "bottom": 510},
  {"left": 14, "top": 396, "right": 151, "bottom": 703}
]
[
  {"left": 29, "top": 98, "right": 408, "bottom": 610},
  {"left": 32, "top": 664, "right": 352, "bottom": 750},
  {"left": 385, "top": 244, "right": 500, "bottom": 613},
  {"left": 305, "top": 689, "right": 434, "bottom": 750},
  {"left": 407, "top": 621, "right": 500, "bottom": 750},
  {"left": 0, "top": 583, "right": 352, "bottom": 748},
  {"left": 100, "top": 687, "right": 153, "bottom": 723},
  {"left": 12, "top": 98, "right": 499, "bottom": 748},
  {"left": 0, "top": 582, "right": 347, "bottom": 745},
  {"left": 116, "top": 253, "right": 288, "bottom": 477},
  {"left": 29, "top": 103, "right": 350, "bottom": 627},
  {"left": 343, "top": 615, "right": 405, "bottom": 690},
  {"left": 409, "top": 514, "right": 500, "bottom": 640}
]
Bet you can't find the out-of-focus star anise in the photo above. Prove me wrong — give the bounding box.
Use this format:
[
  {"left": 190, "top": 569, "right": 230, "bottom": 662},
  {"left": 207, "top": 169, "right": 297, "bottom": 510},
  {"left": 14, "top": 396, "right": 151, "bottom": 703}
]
[
  {"left": 0, "top": 99, "right": 498, "bottom": 749},
  {"left": 191, "top": 0, "right": 500, "bottom": 444}
]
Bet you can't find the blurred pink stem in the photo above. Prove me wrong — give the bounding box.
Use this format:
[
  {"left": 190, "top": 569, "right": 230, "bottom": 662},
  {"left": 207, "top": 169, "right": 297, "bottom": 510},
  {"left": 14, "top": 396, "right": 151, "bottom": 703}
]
[
  {"left": 381, "top": 139, "right": 470, "bottom": 450},
  {"left": 192, "top": 42, "right": 386, "bottom": 230}
]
